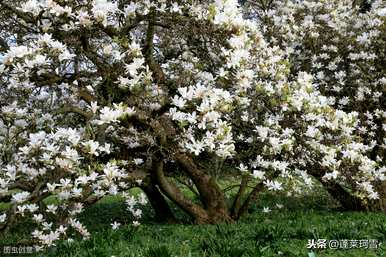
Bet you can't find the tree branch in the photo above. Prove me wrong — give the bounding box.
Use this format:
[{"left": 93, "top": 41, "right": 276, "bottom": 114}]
[{"left": 230, "top": 174, "right": 249, "bottom": 219}]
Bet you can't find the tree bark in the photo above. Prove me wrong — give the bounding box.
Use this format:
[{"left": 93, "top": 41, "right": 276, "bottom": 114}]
[
  {"left": 309, "top": 173, "right": 367, "bottom": 211},
  {"left": 152, "top": 157, "right": 212, "bottom": 223},
  {"left": 306, "top": 164, "right": 368, "bottom": 211},
  {"left": 235, "top": 181, "right": 265, "bottom": 220},
  {"left": 230, "top": 175, "right": 249, "bottom": 219},
  {"left": 321, "top": 180, "right": 367, "bottom": 211},
  {"left": 373, "top": 181, "right": 386, "bottom": 212},
  {"left": 174, "top": 153, "right": 233, "bottom": 223},
  {"left": 141, "top": 179, "right": 177, "bottom": 223}
]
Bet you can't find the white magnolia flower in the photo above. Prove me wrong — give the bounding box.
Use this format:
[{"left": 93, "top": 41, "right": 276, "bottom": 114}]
[
  {"left": 100, "top": 143, "right": 111, "bottom": 154},
  {"left": 378, "top": 8, "right": 386, "bottom": 16},
  {"left": 185, "top": 137, "right": 205, "bottom": 155},
  {"left": 97, "top": 104, "right": 135, "bottom": 124},
  {"left": 57, "top": 225, "right": 67, "bottom": 234},
  {"left": 58, "top": 50, "right": 75, "bottom": 61},
  {"left": 172, "top": 95, "right": 187, "bottom": 109},
  {"left": 111, "top": 221, "right": 121, "bottom": 230},
  {"left": 92, "top": 0, "right": 118, "bottom": 25},
  {"left": 238, "top": 163, "right": 248, "bottom": 173},
  {"left": 26, "top": 204, "right": 39, "bottom": 213},
  {"left": 98, "top": 107, "right": 122, "bottom": 124},
  {"left": 46, "top": 205, "right": 58, "bottom": 214},
  {"left": 138, "top": 193, "right": 148, "bottom": 205},
  {"left": 58, "top": 191, "right": 71, "bottom": 200},
  {"left": 369, "top": 191, "right": 379, "bottom": 200},
  {"left": 6, "top": 45, "right": 30, "bottom": 60},
  {"left": 262, "top": 207, "right": 271, "bottom": 213},
  {"left": 62, "top": 146, "right": 80, "bottom": 162},
  {"left": 252, "top": 170, "right": 265, "bottom": 179},
  {"left": 109, "top": 185, "right": 118, "bottom": 195},
  {"left": 125, "top": 57, "right": 145, "bottom": 76},
  {"left": 29, "top": 131, "right": 47, "bottom": 148},
  {"left": 82, "top": 140, "right": 100, "bottom": 156},
  {"left": 132, "top": 209, "right": 142, "bottom": 218},
  {"left": 264, "top": 180, "right": 283, "bottom": 191},
  {"left": 322, "top": 170, "right": 339, "bottom": 180},
  {"left": 0, "top": 213, "right": 6, "bottom": 223},
  {"left": 12, "top": 191, "right": 30, "bottom": 203},
  {"left": 103, "top": 163, "right": 122, "bottom": 180},
  {"left": 254, "top": 126, "right": 269, "bottom": 140},
  {"left": 133, "top": 158, "right": 144, "bottom": 165},
  {"left": 90, "top": 101, "right": 99, "bottom": 114},
  {"left": 33, "top": 214, "right": 44, "bottom": 223}
]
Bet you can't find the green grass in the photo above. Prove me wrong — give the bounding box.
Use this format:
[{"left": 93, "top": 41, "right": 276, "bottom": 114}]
[{"left": 1, "top": 190, "right": 386, "bottom": 257}]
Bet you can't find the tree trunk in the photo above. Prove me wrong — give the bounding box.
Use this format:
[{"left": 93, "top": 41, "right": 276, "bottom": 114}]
[
  {"left": 141, "top": 180, "right": 177, "bottom": 223},
  {"left": 149, "top": 111, "right": 234, "bottom": 223},
  {"left": 152, "top": 154, "right": 233, "bottom": 224},
  {"left": 230, "top": 175, "right": 249, "bottom": 219},
  {"left": 235, "top": 181, "right": 265, "bottom": 220},
  {"left": 322, "top": 180, "right": 367, "bottom": 211},
  {"left": 310, "top": 173, "right": 367, "bottom": 211},
  {"left": 152, "top": 157, "right": 212, "bottom": 222},
  {"left": 374, "top": 181, "right": 386, "bottom": 212},
  {"left": 174, "top": 153, "right": 233, "bottom": 223},
  {"left": 306, "top": 166, "right": 367, "bottom": 211}
]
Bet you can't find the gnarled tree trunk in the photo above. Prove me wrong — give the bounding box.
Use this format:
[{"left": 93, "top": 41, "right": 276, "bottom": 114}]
[
  {"left": 141, "top": 177, "right": 177, "bottom": 223},
  {"left": 152, "top": 155, "right": 232, "bottom": 224},
  {"left": 309, "top": 170, "right": 367, "bottom": 211}
]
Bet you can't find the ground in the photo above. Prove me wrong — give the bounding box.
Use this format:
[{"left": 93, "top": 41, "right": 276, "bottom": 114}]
[{"left": 2, "top": 187, "right": 386, "bottom": 257}]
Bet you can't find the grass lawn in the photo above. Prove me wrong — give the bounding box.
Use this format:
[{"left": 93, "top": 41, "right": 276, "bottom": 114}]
[{"left": 1, "top": 190, "right": 386, "bottom": 257}]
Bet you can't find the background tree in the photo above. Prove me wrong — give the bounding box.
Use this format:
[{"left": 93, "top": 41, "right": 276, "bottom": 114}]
[{"left": 244, "top": 0, "right": 386, "bottom": 211}]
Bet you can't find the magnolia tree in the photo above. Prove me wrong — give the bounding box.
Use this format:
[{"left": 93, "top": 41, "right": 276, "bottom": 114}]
[
  {"left": 0, "top": 0, "right": 385, "bottom": 248},
  {"left": 244, "top": 0, "right": 386, "bottom": 210}
]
